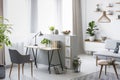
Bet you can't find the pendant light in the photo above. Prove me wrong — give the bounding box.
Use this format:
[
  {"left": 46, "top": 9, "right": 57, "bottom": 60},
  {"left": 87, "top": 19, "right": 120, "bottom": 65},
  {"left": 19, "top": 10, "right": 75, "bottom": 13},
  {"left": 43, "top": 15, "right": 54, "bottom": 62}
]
[{"left": 98, "top": 11, "right": 111, "bottom": 23}]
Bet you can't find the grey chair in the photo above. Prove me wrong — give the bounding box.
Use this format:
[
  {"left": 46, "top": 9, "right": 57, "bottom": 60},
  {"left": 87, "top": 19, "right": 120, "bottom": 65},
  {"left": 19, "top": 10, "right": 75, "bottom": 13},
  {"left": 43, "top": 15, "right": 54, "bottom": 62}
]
[{"left": 9, "top": 49, "right": 33, "bottom": 80}]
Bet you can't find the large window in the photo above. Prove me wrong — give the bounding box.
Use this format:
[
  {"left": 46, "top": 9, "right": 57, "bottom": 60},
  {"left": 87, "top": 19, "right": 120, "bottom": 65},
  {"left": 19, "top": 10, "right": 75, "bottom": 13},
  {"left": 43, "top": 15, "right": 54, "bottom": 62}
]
[
  {"left": 62, "top": 0, "right": 72, "bottom": 34},
  {"left": 37, "top": 0, "right": 58, "bottom": 34},
  {"left": 4, "top": 0, "right": 73, "bottom": 35},
  {"left": 4, "top": 0, "right": 30, "bottom": 35}
]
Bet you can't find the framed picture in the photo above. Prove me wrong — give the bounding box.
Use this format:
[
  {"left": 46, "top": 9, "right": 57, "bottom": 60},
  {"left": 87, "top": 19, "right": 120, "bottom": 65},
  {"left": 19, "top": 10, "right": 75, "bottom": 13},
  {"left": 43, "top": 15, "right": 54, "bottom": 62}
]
[
  {"left": 65, "top": 47, "right": 71, "bottom": 57},
  {"left": 65, "top": 58, "right": 71, "bottom": 69}
]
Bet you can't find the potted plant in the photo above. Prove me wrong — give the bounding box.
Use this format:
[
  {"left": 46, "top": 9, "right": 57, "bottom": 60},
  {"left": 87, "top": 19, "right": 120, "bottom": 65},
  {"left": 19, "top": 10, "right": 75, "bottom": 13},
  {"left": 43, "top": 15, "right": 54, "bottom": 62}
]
[
  {"left": 0, "top": 16, "right": 12, "bottom": 79},
  {"left": 86, "top": 21, "right": 98, "bottom": 41},
  {"left": 49, "top": 26, "right": 55, "bottom": 34},
  {"left": 0, "top": 16, "right": 12, "bottom": 47},
  {"left": 41, "top": 38, "right": 51, "bottom": 47},
  {"left": 73, "top": 57, "right": 81, "bottom": 73}
]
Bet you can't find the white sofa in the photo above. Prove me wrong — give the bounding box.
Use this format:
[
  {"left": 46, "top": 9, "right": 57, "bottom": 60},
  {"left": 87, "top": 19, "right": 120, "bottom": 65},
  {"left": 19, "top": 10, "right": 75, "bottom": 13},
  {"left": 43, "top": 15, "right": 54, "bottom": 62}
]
[{"left": 94, "top": 39, "right": 120, "bottom": 64}]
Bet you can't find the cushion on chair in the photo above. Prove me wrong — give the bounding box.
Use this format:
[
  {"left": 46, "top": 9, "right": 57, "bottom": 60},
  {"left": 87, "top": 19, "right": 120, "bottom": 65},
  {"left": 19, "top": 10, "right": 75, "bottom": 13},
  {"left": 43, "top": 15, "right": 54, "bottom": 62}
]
[
  {"left": 98, "top": 60, "right": 109, "bottom": 65},
  {"left": 98, "top": 59, "right": 115, "bottom": 65}
]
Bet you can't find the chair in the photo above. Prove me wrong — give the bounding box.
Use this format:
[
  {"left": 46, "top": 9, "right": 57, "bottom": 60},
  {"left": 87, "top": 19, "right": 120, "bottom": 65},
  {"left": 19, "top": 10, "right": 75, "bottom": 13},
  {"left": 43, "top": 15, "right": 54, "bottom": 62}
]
[
  {"left": 9, "top": 49, "right": 33, "bottom": 80},
  {"left": 98, "top": 59, "right": 119, "bottom": 79}
]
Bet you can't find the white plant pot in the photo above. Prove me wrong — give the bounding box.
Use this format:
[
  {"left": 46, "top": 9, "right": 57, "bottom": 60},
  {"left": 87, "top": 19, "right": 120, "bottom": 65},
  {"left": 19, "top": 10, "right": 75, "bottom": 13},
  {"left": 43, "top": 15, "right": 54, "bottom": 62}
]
[{"left": 89, "top": 36, "right": 95, "bottom": 41}]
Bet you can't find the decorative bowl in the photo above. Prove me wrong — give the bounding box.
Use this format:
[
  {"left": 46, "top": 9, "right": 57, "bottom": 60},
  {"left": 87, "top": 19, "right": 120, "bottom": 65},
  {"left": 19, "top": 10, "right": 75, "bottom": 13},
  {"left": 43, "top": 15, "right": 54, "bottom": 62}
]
[{"left": 62, "top": 30, "right": 70, "bottom": 35}]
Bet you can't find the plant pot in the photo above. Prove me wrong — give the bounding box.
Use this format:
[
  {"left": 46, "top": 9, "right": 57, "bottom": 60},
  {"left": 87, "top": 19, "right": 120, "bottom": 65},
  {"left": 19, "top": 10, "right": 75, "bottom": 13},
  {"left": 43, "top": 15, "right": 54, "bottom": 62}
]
[
  {"left": 89, "top": 36, "right": 95, "bottom": 41},
  {"left": 50, "top": 31, "right": 54, "bottom": 34},
  {"left": 73, "top": 65, "right": 80, "bottom": 73},
  {"left": 0, "top": 65, "right": 5, "bottom": 79}
]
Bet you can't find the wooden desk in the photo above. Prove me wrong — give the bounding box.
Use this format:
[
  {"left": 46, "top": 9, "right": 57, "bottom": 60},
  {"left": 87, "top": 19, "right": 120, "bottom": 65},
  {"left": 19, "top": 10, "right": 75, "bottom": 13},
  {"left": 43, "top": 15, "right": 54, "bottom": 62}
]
[{"left": 25, "top": 45, "right": 63, "bottom": 73}]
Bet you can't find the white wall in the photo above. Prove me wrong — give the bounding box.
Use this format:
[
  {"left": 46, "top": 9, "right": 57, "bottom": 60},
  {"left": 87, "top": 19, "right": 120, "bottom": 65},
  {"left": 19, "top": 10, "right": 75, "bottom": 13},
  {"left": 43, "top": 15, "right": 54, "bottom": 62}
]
[{"left": 82, "top": 0, "right": 120, "bottom": 40}]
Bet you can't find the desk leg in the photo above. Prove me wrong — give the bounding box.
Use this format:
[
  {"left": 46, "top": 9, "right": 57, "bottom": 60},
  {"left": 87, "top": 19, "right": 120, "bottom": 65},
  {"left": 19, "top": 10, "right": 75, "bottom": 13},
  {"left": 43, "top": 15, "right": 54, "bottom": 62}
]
[
  {"left": 49, "top": 50, "right": 54, "bottom": 64},
  {"left": 25, "top": 48, "right": 28, "bottom": 55},
  {"left": 32, "top": 48, "right": 37, "bottom": 68},
  {"left": 96, "top": 56, "right": 98, "bottom": 66},
  {"left": 48, "top": 51, "right": 51, "bottom": 74},
  {"left": 57, "top": 50, "right": 63, "bottom": 71},
  {"left": 35, "top": 49, "right": 38, "bottom": 66}
]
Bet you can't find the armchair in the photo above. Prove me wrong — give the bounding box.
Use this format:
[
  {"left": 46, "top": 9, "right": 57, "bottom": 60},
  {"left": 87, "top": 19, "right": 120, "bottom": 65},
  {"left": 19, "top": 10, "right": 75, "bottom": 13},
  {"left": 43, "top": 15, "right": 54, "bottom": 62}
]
[{"left": 9, "top": 49, "right": 33, "bottom": 80}]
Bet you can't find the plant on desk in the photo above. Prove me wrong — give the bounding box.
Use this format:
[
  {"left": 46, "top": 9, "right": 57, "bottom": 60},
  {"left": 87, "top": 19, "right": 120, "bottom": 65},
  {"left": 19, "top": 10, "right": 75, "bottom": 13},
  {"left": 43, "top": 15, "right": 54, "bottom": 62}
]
[{"left": 41, "top": 38, "right": 51, "bottom": 47}]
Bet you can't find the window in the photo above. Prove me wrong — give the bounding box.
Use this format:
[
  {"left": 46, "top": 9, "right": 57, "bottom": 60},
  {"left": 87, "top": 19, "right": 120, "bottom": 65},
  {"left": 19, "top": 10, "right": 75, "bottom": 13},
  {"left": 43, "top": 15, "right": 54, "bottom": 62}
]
[
  {"left": 4, "top": 0, "right": 30, "bottom": 35},
  {"left": 62, "top": 0, "right": 72, "bottom": 34},
  {"left": 37, "top": 0, "right": 58, "bottom": 34}
]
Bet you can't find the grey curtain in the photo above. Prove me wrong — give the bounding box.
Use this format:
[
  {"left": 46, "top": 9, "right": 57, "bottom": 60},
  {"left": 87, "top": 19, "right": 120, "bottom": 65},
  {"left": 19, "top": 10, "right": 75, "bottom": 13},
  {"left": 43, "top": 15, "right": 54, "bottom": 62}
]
[{"left": 72, "top": 0, "right": 85, "bottom": 54}]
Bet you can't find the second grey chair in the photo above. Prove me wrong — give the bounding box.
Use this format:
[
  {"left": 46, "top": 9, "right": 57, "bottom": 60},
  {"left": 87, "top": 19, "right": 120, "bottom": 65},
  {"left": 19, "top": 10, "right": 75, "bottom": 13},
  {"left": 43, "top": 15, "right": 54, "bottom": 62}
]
[{"left": 9, "top": 49, "right": 33, "bottom": 80}]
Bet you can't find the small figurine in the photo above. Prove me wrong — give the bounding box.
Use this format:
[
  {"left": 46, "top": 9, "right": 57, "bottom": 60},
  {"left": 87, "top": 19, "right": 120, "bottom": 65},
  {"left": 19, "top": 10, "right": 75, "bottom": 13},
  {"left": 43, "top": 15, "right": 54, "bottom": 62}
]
[{"left": 96, "top": 4, "right": 101, "bottom": 12}]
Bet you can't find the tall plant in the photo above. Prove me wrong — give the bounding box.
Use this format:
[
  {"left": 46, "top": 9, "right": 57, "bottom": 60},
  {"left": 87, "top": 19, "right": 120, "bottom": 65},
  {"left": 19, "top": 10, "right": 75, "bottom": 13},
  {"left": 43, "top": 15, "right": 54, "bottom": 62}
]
[{"left": 0, "top": 16, "right": 12, "bottom": 47}]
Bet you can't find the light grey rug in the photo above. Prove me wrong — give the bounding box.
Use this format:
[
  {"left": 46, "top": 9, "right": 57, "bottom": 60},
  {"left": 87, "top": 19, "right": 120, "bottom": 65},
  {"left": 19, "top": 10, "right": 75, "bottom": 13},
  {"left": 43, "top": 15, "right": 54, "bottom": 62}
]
[
  {"left": 0, "top": 75, "right": 39, "bottom": 80},
  {"left": 71, "top": 71, "right": 120, "bottom": 80}
]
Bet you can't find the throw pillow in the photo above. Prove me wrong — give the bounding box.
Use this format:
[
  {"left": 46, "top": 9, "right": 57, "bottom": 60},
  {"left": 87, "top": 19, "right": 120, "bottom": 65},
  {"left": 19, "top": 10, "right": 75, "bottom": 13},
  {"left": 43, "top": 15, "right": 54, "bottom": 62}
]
[{"left": 114, "top": 42, "right": 120, "bottom": 53}]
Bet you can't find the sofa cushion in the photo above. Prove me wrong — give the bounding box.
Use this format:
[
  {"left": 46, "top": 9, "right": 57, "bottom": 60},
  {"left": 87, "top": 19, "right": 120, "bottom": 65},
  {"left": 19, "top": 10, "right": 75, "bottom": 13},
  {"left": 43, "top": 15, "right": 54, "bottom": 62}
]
[
  {"left": 114, "top": 42, "right": 120, "bottom": 53},
  {"left": 105, "top": 39, "right": 120, "bottom": 50}
]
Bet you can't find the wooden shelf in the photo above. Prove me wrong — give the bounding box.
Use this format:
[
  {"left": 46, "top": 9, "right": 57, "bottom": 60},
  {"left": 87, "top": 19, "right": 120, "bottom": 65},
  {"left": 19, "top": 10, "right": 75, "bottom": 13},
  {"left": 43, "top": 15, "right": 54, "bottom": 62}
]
[
  {"left": 94, "top": 11, "right": 103, "bottom": 12},
  {"left": 116, "top": 10, "right": 120, "bottom": 12},
  {"left": 85, "top": 39, "right": 102, "bottom": 43},
  {"left": 116, "top": 18, "right": 120, "bottom": 20},
  {"left": 116, "top": 2, "right": 120, "bottom": 4},
  {"left": 106, "top": 6, "right": 113, "bottom": 7}
]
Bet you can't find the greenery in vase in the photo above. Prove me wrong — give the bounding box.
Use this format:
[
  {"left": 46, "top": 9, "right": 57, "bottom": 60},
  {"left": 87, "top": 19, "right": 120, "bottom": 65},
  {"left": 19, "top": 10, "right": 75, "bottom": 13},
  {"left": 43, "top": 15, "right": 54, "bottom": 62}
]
[
  {"left": 86, "top": 21, "right": 98, "bottom": 36},
  {"left": 41, "top": 38, "right": 51, "bottom": 45},
  {"left": 49, "top": 26, "right": 55, "bottom": 31},
  {"left": 0, "top": 16, "right": 12, "bottom": 47},
  {"left": 73, "top": 57, "right": 80, "bottom": 68}
]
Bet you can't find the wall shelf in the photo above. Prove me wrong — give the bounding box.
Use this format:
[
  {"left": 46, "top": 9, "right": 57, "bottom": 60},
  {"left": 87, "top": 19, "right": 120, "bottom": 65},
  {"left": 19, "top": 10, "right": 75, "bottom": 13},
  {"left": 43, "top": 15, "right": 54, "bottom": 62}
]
[
  {"left": 116, "top": 10, "right": 120, "bottom": 12},
  {"left": 94, "top": 11, "right": 103, "bottom": 12},
  {"left": 116, "top": 2, "right": 120, "bottom": 4}
]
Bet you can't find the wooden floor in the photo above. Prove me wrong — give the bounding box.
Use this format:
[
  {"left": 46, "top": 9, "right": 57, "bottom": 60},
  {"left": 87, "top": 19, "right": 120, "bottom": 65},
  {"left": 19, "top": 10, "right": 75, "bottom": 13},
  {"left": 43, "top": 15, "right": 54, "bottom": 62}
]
[{"left": 2, "top": 54, "right": 120, "bottom": 80}]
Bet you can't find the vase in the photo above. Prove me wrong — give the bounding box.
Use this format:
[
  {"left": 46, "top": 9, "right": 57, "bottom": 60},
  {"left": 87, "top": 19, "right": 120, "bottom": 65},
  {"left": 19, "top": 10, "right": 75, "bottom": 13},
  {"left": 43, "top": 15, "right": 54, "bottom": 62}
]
[
  {"left": 50, "top": 31, "right": 54, "bottom": 34},
  {"left": 54, "top": 29, "right": 59, "bottom": 35},
  {"left": 89, "top": 36, "right": 95, "bottom": 41}
]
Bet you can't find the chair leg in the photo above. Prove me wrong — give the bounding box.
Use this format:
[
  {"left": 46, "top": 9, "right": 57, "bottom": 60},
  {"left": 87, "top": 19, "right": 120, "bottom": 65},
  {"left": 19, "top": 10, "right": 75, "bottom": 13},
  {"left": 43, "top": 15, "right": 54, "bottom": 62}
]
[
  {"left": 22, "top": 63, "right": 24, "bottom": 75},
  {"left": 105, "top": 65, "right": 107, "bottom": 75},
  {"left": 9, "top": 63, "right": 13, "bottom": 77},
  {"left": 31, "top": 62, "right": 33, "bottom": 77},
  {"left": 96, "top": 56, "right": 98, "bottom": 66},
  {"left": 18, "top": 64, "right": 20, "bottom": 80},
  {"left": 99, "top": 65, "right": 103, "bottom": 79},
  {"left": 113, "top": 64, "right": 119, "bottom": 79}
]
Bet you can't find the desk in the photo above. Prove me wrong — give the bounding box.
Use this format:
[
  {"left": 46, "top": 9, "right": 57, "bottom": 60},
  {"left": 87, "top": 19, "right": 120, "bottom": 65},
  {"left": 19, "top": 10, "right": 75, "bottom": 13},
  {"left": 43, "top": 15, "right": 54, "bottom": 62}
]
[
  {"left": 94, "top": 51, "right": 120, "bottom": 66},
  {"left": 25, "top": 45, "right": 63, "bottom": 73}
]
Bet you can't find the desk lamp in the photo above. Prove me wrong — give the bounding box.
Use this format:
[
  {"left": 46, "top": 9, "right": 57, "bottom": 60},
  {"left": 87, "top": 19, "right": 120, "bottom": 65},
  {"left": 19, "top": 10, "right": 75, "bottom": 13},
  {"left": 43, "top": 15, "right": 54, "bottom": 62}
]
[{"left": 33, "top": 31, "right": 43, "bottom": 46}]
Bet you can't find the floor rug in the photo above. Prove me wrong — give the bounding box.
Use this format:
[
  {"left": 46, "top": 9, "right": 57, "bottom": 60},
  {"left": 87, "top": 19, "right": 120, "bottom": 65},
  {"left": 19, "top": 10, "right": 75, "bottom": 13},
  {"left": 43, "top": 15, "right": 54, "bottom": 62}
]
[
  {"left": 71, "top": 71, "right": 120, "bottom": 80},
  {"left": 1, "top": 75, "right": 39, "bottom": 80}
]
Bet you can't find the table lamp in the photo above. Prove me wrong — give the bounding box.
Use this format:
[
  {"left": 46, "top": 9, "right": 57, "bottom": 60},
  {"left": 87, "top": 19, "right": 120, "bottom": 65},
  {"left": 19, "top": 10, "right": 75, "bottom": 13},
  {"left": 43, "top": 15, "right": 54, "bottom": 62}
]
[{"left": 33, "top": 31, "right": 43, "bottom": 46}]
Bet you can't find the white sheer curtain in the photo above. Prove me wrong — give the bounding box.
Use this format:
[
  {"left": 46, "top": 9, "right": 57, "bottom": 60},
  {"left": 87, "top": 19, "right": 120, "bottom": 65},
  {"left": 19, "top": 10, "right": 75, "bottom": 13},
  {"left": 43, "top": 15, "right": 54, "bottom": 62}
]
[
  {"left": 4, "top": 0, "right": 30, "bottom": 34},
  {"left": 3, "top": 0, "right": 32, "bottom": 65}
]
